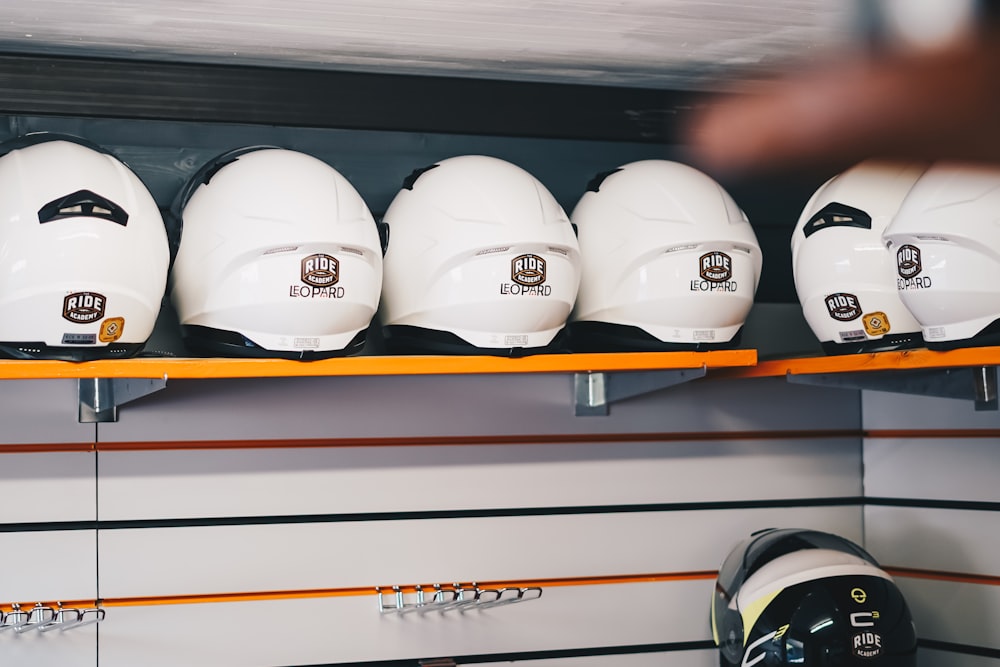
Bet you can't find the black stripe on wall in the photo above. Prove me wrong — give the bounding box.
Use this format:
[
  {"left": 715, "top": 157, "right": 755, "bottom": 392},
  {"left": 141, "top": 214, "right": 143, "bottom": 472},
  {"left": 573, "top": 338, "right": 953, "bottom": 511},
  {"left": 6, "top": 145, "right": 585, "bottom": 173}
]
[
  {"left": 0, "top": 497, "right": 863, "bottom": 533},
  {"left": 919, "top": 638, "right": 1000, "bottom": 659},
  {"left": 866, "top": 497, "right": 1000, "bottom": 512},
  {"left": 297, "top": 640, "right": 717, "bottom": 666}
]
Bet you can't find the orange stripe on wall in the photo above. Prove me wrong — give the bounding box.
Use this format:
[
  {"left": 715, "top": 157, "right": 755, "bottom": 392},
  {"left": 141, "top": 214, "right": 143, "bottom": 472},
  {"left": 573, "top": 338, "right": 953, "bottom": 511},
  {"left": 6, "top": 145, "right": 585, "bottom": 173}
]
[
  {"left": 886, "top": 566, "right": 1000, "bottom": 586},
  {"left": 12, "top": 428, "right": 1000, "bottom": 453},
  {"left": 0, "top": 442, "right": 94, "bottom": 453},
  {"left": 7, "top": 567, "right": 997, "bottom": 612},
  {"left": 3, "top": 572, "right": 718, "bottom": 611},
  {"left": 92, "top": 430, "right": 860, "bottom": 452},
  {"left": 12, "top": 428, "right": 1000, "bottom": 452},
  {"left": 105, "top": 571, "right": 721, "bottom": 608}
]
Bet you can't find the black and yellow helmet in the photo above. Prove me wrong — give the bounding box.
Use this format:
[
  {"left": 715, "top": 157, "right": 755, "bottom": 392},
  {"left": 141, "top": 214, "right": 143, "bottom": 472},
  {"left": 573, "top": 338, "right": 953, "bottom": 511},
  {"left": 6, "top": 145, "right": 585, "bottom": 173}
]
[{"left": 712, "top": 528, "right": 917, "bottom": 666}]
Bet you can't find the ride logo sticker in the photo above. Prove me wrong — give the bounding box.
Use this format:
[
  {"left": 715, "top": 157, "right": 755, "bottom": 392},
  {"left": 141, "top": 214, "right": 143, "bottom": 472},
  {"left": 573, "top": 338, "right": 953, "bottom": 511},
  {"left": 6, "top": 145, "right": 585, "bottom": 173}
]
[
  {"left": 825, "top": 292, "right": 862, "bottom": 322},
  {"left": 850, "top": 610, "right": 883, "bottom": 659},
  {"left": 691, "top": 251, "right": 739, "bottom": 292},
  {"left": 896, "top": 244, "right": 921, "bottom": 279},
  {"left": 501, "top": 254, "right": 551, "bottom": 295},
  {"left": 290, "top": 253, "right": 345, "bottom": 298},
  {"left": 852, "top": 631, "right": 883, "bottom": 659},
  {"left": 896, "top": 244, "right": 932, "bottom": 290},
  {"left": 850, "top": 603, "right": 882, "bottom": 660},
  {"left": 100, "top": 317, "right": 125, "bottom": 343},
  {"left": 62, "top": 291, "right": 106, "bottom": 324}
]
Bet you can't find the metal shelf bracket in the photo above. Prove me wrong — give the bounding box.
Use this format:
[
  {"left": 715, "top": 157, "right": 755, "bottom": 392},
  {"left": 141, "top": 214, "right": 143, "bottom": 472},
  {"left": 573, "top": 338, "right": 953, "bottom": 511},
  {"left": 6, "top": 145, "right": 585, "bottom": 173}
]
[
  {"left": 78, "top": 377, "right": 168, "bottom": 423},
  {"left": 786, "top": 365, "right": 998, "bottom": 411},
  {"left": 574, "top": 365, "right": 707, "bottom": 416}
]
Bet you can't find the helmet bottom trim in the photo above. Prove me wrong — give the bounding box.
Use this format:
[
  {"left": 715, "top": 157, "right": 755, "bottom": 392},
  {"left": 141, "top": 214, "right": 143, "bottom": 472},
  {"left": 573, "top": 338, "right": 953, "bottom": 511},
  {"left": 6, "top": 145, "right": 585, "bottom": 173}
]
[
  {"left": 925, "top": 316, "right": 1000, "bottom": 351},
  {"left": 820, "top": 332, "right": 925, "bottom": 356},
  {"left": 181, "top": 325, "right": 366, "bottom": 360},
  {"left": 0, "top": 341, "right": 145, "bottom": 362},
  {"left": 382, "top": 325, "right": 568, "bottom": 358},
  {"left": 566, "top": 321, "right": 743, "bottom": 353}
]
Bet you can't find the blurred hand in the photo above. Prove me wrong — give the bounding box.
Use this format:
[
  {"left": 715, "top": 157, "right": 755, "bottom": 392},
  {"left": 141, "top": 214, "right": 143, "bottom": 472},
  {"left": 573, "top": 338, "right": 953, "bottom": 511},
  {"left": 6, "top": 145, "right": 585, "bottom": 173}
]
[{"left": 684, "top": 33, "right": 1000, "bottom": 177}]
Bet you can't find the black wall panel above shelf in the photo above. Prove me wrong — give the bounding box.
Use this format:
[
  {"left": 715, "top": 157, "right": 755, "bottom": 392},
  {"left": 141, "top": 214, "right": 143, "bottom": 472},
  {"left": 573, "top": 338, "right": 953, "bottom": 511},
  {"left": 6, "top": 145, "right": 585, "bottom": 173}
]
[{"left": 0, "top": 52, "right": 700, "bottom": 143}]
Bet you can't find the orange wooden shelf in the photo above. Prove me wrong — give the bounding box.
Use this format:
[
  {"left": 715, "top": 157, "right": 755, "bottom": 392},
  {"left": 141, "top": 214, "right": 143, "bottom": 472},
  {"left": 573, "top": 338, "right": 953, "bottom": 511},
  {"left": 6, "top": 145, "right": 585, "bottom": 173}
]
[
  {"left": 0, "top": 349, "right": 757, "bottom": 381},
  {"left": 714, "top": 346, "right": 1000, "bottom": 379}
]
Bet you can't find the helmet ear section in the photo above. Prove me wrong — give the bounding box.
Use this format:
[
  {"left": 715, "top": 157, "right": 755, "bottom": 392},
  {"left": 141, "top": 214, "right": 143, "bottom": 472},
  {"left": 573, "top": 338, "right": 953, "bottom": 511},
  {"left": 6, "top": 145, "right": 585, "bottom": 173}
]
[{"left": 717, "top": 606, "right": 745, "bottom": 667}]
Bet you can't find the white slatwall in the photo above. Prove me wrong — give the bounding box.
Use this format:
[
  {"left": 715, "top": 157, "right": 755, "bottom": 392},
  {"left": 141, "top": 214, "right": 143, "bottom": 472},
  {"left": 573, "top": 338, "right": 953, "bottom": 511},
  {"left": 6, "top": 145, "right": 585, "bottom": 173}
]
[
  {"left": 863, "top": 391, "right": 1000, "bottom": 667},
  {"left": 0, "top": 381, "right": 97, "bottom": 667},
  {"left": 2, "top": 367, "right": 997, "bottom": 665},
  {"left": 87, "top": 375, "right": 862, "bottom": 665},
  {"left": 99, "top": 582, "right": 716, "bottom": 667}
]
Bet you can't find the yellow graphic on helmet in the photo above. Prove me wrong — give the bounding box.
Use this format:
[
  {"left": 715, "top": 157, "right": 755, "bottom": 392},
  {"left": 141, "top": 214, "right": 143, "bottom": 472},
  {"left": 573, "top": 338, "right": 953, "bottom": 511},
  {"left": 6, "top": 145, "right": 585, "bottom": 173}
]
[
  {"left": 862, "top": 312, "right": 890, "bottom": 336},
  {"left": 99, "top": 317, "right": 125, "bottom": 343}
]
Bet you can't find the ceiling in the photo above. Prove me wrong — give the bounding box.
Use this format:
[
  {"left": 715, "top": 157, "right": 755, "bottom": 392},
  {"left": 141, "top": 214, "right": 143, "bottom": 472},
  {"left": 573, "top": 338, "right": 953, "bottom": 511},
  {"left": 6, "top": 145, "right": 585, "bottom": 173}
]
[{"left": 0, "top": 1, "right": 858, "bottom": 90}]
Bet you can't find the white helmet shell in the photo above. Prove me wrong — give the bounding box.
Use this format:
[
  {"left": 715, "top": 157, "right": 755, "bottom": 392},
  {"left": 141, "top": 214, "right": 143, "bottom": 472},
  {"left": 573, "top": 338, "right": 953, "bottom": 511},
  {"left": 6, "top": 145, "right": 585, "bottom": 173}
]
[
  {"left": 791, "top": 161, "right": 928, "bottom": 355},
  {"left": 568, "top": 160, "right": 762, "bottom": 351},
  {"left": 0, "top": 134, "right": 169, "bottom": 360},
  {"left": 169, "top": 147, "right": 384, "bottom": 358},
  {"left": 379, "top": 155, "right": 581, "bottom": 355},
  {"left": 883, "top": 162, "right": 1000, "bottom": 349}
]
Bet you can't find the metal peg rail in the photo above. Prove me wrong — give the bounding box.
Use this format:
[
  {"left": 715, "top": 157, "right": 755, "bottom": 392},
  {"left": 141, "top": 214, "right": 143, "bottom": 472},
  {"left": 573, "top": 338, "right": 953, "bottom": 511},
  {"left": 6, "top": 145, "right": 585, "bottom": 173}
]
[
  {"left": 0, "top": 602, "right": 105, "bottom": 633},
  {"left": 376, "top": 583, "right": 543, "bottom": 615}
]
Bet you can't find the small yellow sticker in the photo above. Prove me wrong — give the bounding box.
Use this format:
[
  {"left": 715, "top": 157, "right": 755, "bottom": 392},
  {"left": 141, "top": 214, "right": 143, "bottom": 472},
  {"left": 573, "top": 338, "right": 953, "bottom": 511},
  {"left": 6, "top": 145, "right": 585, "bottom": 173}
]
[
  {"left": 862, "top": 312, "right": 890, "bottom": 336},
  {"left": 99, "top": 317, "right": 125, "bottom": 343},
  {"left": 851, "top": 588, "right": 867, "bottom": 604}
]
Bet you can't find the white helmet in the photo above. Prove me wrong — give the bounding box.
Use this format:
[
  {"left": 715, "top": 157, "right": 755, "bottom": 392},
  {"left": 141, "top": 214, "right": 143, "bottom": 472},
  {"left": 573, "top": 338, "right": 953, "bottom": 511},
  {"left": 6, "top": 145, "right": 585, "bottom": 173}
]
[
  {"left": 791, "top": 161, "right": 928, "bottom": 355},
  {"left": 0, "top": 133, "right": 168, "bottom": 360},
  {"left": 168, "top": 147, "right": 386, "bottom": 358},
  {"left": 882, "top": 162, "right": 1000, "bottom": 349},
  {"left": 567, "top": 160, "right": 762, "bottom": 351},
  {"left": 379, "top": 155, "right": 581, "bottom": 355}
]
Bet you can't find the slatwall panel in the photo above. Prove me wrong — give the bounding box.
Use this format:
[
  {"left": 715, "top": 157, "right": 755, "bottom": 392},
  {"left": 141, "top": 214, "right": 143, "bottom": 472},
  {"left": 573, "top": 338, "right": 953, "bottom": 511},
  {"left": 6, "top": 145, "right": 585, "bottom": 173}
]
[
  {"left": 0, "top": 380, "right": 98, "bottom": 666},
  {"left": 92, "top": 375, "right": 862, "bottom": 665},
  {"left": 863, "top": 391, "right": 1000, "bottom": 666}
]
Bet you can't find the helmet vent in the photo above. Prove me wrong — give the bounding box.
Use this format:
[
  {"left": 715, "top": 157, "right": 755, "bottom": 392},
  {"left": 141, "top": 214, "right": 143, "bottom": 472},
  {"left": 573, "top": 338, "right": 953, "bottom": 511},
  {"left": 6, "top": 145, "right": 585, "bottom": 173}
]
[
  {"left": 732, "top": 245, "right": 753, "bottom": 254},
  {"left": 547, "top": 246, "right": 568, "bottom": 256},
  {"left": 802, "top": 201, "right": 872, "bottom": 238},
  {"left": 263, "top": 245, "right": 299, "bottom": 255},
  {"left": 38, "top": 189, "right": 129, "bottom": 227},
  {"left": 915, "top": 235, "right": 949, "bottom": 241},
  {"left": 475, "top": 246, "right": 510, "bottom": 256},
  {"left": 339, "top": 246, "right": 364, "bottom": 257},
  {"left": 664, "top": 244, "right": 698, "bottom": 254}
]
